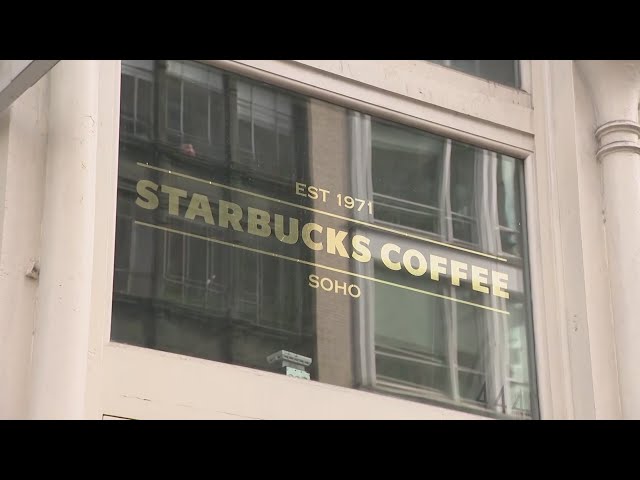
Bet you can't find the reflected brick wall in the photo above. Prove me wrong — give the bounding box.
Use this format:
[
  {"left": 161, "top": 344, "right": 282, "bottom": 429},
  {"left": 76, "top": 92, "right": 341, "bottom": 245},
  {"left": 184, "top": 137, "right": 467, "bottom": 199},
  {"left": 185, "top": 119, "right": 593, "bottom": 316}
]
[{"left": 308, "top": 100, "right": 354, "bottom": 387}]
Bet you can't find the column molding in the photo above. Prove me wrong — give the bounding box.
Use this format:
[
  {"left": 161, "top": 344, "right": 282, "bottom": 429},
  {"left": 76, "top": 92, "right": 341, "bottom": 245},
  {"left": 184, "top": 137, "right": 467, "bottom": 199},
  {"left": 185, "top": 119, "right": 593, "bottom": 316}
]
[{"left": 595, "top": 120, "right": 640, "bottom": 160}]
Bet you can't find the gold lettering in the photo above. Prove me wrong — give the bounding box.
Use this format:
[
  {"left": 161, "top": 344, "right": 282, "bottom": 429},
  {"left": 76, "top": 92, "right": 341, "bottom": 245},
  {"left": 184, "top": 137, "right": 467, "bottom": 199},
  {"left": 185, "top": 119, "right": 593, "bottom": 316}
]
[
  {"left": 135, "top": 180, "right": 159, "bottom": 210},
  {"left": 492, "top": 271, "right": 510, "bottom": 299},
  {"left": 335, "top": 281, "right": 347, "bottom": 295},
  {"left": 451, "top": 260, "right": 468, "bottom": 287},
  {"left": 381, "top": 243, "right": 401, "bottom": 271},
  {"left": 247, "top": 207, "right": 271, "bottom": 237},
  {"left": 302, "top": 223, "right": 323, "bottom": 251},
  {"left": 137, "top": 178, "right": 514, "bottom": 304},
  {"left": 185, "top": 193, "right": 214, "bottom": 225},
  {"left": 275, "top": 214, "right": 299, "bottom": 244},
  {"left": 348, "top": 284, "right": 361, "bottom": 298},
  {"left": 218, "top": 200, "right": 243, "bottom": 231},
  {"left": 308, "top": 274, "right": 320, "bottom": 289},
  {"left": 403, "top": 249, "right": 428, "bottom": 277},
  {"left": 318, "top": 188, "right": 330, "bottom": 202},
  {"left": 351, "top": 235, "right": 371, "bottom": 263},
  {"left": 429, "top": 255, "right": 447, "bottom": 282},
  {"left": 161, "top": 185, "right": 188, "bottom": 216},
  {"left": 472, "top": 266, "right": 489, "bottom": 294},
  {"left": 326, "top": 228, "right": 349, "bottom": 258}
]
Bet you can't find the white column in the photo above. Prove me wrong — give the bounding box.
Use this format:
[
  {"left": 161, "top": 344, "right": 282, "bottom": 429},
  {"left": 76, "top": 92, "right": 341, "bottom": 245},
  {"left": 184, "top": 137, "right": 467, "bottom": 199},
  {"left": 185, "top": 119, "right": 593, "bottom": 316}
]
[
  {"left": 27, "top": 61, "right": 100, "bottom": 419},
  {"left": 576, "top": 60, "right": 640, "bottom": 419}
]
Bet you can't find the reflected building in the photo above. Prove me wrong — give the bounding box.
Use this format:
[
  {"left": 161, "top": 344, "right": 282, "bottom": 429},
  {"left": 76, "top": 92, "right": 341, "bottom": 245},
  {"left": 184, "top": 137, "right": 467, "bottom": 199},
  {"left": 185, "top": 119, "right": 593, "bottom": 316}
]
[
  {"left": 112, "top": 60, "right": 536, "bottom": 419},
  {"left": 113, "top": 60, "right": 316, "bottom": 377}
]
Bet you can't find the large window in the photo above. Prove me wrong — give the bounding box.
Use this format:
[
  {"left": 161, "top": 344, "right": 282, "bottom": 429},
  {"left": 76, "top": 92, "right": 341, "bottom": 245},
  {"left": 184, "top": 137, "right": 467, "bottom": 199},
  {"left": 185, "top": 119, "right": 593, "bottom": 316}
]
[{"left": 112, "top": 60, "right": 538, "bottom": 419}]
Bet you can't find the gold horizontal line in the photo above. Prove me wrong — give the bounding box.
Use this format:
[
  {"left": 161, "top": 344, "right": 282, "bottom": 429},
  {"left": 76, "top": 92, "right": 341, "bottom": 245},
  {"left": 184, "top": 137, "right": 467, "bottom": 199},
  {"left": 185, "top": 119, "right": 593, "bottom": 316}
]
[
  {"left": 135, "top": 221, "right": 509, "bottom": 315},
  {"left": 136, "top": 162, "right": 507, "bottom": 263}
]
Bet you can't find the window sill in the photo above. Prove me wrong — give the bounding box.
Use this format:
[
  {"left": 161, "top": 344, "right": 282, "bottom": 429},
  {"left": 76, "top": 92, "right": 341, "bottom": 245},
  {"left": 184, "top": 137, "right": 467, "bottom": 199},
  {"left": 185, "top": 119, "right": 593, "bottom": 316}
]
[{"left": 100, "top": 342, "right": 491, "bottom": 420}]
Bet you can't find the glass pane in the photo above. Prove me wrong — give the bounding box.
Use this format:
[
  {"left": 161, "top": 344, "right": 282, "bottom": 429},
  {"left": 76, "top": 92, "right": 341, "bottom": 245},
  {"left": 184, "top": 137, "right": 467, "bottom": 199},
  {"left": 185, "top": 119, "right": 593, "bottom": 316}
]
[
  {"left": 182, "top": 82, "right": 209, "bottom": 141},
  {"left": 371, "top": 119, "right": 443, "bottom": 233},
  {"left": 508, "top": 301, "right": 530, "bottom": 384},
  {"left": 136, "top": 79, "right": 152, "bottom": 137},
  {"left": 165, "top": 76, "right": 182, "bottom": 133},
  {"left": 375, "top": 265, "right": 447, "bottom": 359},
  {"left": 458, "top": 371, "right": 486, "bottom": 402},
  {"left": 450, "top": 142, "right": 478, "bottom": 244},
  {"left": 112, "top": 60, "right": 537, "bottom": 419},
  {"left": 374, "top": 264, "right": 449, "bottom": 395},
  {"left": 376, "top": 354, "right": 450, "bottom": 394},
  {"left": 450, "top": 60, "right": 477, "bottom": 74},
  {"left": 477, "top": 60, "right": 518, "bottom": 88},
  {"left": 186, "top": 235, "right": 207, "bottom": 283},
  {"left": 456, "top": 290, "right": 486, "bottom": 371},
  {"left": 113, "top": 214, "right": 131, "bottom": 293},
  {"left": 119, "top": 74, "right": 135, "bottom": 136},
  {"left": 429, "top": 60, "right": 519, "bottom": 88},
  {"left": 165, "top": 232, "right": 184, "bottom": 279},
  {"left": 497, "top": 155, "right": 523, "bottom": 256}
]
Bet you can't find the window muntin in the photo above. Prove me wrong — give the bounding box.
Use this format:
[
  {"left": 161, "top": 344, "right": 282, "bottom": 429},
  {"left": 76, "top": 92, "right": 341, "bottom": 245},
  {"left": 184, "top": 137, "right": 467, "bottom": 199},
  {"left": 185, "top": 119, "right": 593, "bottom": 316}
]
[
  {"left": 429, "top": 60, "right": 520, "bottom": 88},
  {"left": 112, "top": 60, "right": 537, "bottom": 419}
]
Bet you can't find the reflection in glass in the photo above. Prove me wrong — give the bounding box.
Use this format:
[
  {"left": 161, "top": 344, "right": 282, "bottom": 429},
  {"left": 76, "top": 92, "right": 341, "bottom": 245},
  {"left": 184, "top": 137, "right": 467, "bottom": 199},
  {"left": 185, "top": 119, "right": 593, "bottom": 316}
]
[
  {"left": 112, "top": 60, "right": 537, "bottom": 419},
  {"left": 371, "top": 120, "right": 444, "bottom": 234},
  {"left": 498, "top": 155, "right": 523, "bottom": 256},
  {"left": 450, "top": 142, "right": 478, "bottom": 244},
  {"left": 374, "top": 264, "right": 449, "bottom": 395},
  {"left": 428, "top": 60, "right": 520, "bottom": 88}
]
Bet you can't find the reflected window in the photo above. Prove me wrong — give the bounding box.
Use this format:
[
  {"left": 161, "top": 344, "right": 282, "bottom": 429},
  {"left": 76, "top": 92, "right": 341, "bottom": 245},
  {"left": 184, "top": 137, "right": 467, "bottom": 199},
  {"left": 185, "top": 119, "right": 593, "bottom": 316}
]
[
  {"left": 236, "top": 82, "right": 296, "bottom": 179},
  {"left": 371, "top": 121, "right": 443, "bottom": 234},
  {"left": 112, "top": 60, "right": 537, "bottom": 419},
  {"left": 120, "top": 60, "right": 153, "bottom": 139}
]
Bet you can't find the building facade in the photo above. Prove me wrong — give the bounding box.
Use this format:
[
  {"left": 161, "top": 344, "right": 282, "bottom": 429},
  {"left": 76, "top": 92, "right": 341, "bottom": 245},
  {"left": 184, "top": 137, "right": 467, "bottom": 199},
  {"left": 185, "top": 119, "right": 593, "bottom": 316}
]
[{"left": 1, "top": 59, "right": 639, "bottom": 420}]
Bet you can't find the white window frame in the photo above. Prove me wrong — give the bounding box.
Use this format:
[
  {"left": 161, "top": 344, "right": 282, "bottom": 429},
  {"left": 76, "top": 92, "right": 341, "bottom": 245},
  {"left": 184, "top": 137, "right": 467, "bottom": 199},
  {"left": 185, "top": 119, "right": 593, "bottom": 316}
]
[{"left": 84, "top": 59, "right": 583, "bottom": 420}]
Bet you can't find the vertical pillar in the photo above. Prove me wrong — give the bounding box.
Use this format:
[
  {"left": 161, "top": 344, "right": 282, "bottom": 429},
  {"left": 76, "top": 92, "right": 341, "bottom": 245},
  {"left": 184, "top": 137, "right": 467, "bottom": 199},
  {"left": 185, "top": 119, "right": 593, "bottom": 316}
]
[
  {"left": 28, "top": 60, "right": 100, "bottom": 419},
  {"left": 0, "top": 61, "right": 49, "bottom": 419},
  {"left": 577, "top": 60, "right": 640, "bottom": 419}
]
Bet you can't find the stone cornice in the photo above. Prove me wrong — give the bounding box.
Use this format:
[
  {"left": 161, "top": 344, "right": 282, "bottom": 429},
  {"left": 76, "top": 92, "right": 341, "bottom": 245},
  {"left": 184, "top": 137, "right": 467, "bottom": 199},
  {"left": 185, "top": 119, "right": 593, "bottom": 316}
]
[
  {"left": 596, "top": 120, "right": 640, "bottom": 139},
  {"left": 596, "top": 141, "right": 640, "bottom": 161}
]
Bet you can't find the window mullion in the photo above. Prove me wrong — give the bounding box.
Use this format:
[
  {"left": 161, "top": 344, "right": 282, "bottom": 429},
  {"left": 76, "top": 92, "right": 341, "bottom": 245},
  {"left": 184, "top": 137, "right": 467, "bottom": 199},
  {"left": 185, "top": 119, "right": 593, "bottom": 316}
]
[
  {"left": 440, "top": 139, "right": 453, "bottom": 240},
  {"left": 133, "top": 78, "right": 138, "bottom": 137},
  {"left": 446, "top": 286, "right": 460, "bottom": 402},
  {"left": 180, "top": 80, "right": 185, "bottom": 141}
]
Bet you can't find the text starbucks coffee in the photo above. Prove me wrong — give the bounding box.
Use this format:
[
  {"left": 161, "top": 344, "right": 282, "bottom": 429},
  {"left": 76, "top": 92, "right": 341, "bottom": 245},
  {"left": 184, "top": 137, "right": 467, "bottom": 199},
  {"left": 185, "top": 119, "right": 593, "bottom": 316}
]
[{"left": 135, "top": 178, "right": 510, "bottom": 299}]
